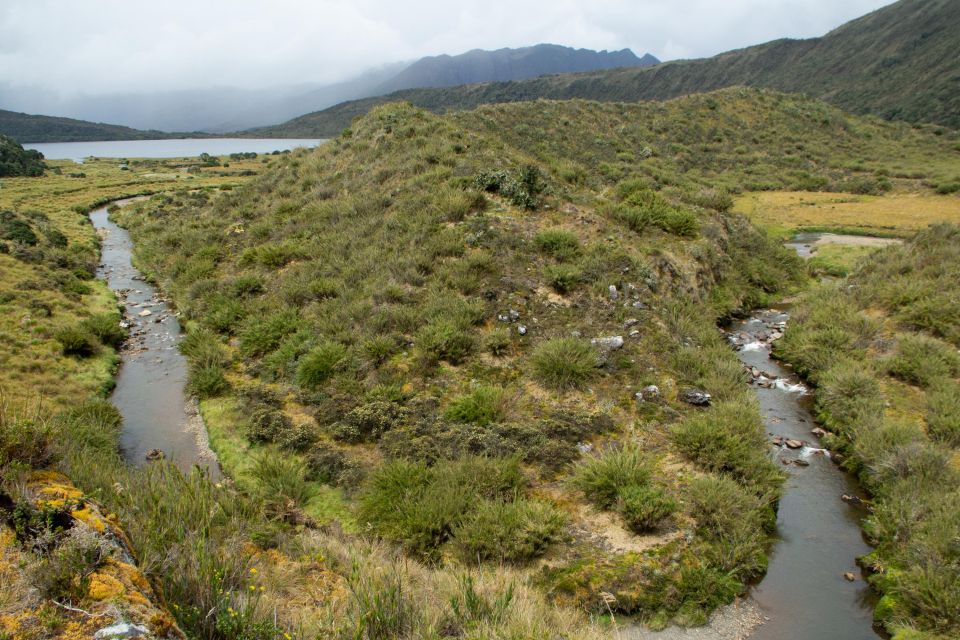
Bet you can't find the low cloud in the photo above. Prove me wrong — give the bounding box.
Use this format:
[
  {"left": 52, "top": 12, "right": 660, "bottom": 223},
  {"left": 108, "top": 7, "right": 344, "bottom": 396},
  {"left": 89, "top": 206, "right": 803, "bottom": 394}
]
[{"left": 0, "top": 0, "right": 895, "bottom": 97}]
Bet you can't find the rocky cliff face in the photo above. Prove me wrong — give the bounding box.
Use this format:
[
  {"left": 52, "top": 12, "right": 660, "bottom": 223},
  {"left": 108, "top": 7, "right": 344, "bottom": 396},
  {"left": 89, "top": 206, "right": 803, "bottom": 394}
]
[{"left": 0, "top": 471, "right": 183, "bottom": 640}]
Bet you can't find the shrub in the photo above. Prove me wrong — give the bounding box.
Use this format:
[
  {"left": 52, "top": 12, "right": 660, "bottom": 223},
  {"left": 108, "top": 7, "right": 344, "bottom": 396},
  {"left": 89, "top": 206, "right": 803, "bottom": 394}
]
[
  {"left": 444, "top": 386, "right": 509, "bottom": 426},
  {"left": 417, "top": 320, "right": 474, "bottom": 365},
  {"left": 452, "top": 498, "right": 566, "bottom": 562},
  {"left": 534, "top": 228, "right": 580, "bottom": 261},
  {"left": 357, "top": 456, "right": 524, "bottom": 559},
  {"left": 532, "top": 338, "right": 597, "bottom": 390},
  {"left": 570, "top": 446, "right": 657, "bottom": 509},
  {"left": 251, "top": 448, "right": 315, "bottom": 508},
  {"left": 544, "top": 264, "right": 582, "bottom": 293},
  {"left": 82, "top": 313, "right": 125, "bottom": 349},
  {"left": 54, "top": 400, "right": 122, "bottom": 455},
  {"left": 332, "top": 400, "right": 408, "bottom": 443},
  {"left": 295, "top": 342, "right": 347, "bottom": 389},
  {"left": 28, "top": 527, "right": 109, "bottom": 601},
  {"left": 306, "top": 442, "right": 364, "bottom": 488},
  {"left": 617, "top": 484, "right": 677, "bottom": 533},
  {"left": 0, "top": 408, "right": 52, "bottom": 470},
  {"left": 887, "top": 334, "right": 960, "bottom": 387},
  {"left": 181, "top": 330, "right": 230, "bottom": 399},
  {"left": 363, "top": 335, "right": 398, "bottom": 365},
  {"left": 54, "top": 324, "right": 98, "bottom": 357},
  {"left": 484, "top": 327, "right": 511, "bottom": 356},
  {"left": 238, "top": 308, "right": 299, "bottom": 357},
  {"left": 814, "top": 360, "right": 885, "bottom": 436},
  {"left": 671, "top": 401, "right": 782, "bottom": 490},
  {"left": 926, "top": 379, "right": 960, "bottom": 446}
]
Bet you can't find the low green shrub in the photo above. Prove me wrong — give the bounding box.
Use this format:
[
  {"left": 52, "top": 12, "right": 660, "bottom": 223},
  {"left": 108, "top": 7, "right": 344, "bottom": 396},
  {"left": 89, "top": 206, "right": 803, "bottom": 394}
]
[
  {"left": 54, "top": 324, "right": 98, "bottom": 357},
  {"left": 926, "top": 379, "right": 960, "bottom": 446},
  {"left": 484, "top": 327, "right": 512, "bottom": 356},
  {"left": 444, "top": 386, "right": 509, "bottom": 426},
  {"left": 0, "top": 409, "right": 52, "bottom": 470},
  {"left": 570, "top": 446, "right": 656, "bottom": 509},
  {"left": 671, "top": 401, "right": 782, "bottom": 490},
  {"left": 28, "top": 527, "right": 109, "bottom": 601},
  {"left": 251, "top": 448, "right": 316, "bottom": 508},
  {"left": 532, "top": 338, "right": 597, "bottom": 390},
  {"left": 617, "top": 484, "right": 677, "bottom": 533},
  {"left": 534, "top": 228, "right": 580, "bottom": 261},
  {"left": 82, "top": 313, "right": 126, "bottom": 349},
  {"left": 331, "top": 400, "right": 408, "bottom": 443},
  {"left": 544, "top": 264, "right": 582, "bottom": 293},
  {"left": 357, "top": 456, "right": 525, "bottom": 559},
  {"left": 295, "top": 341, "right": 348, "bottom": 389},
  {"left": 417, "top": 320, "right": 474, "bottom": 365},
  {"left": 452, "top": 498, "right": 566, "bottom": 562},
  {"left": 887, "top": 334, "right": 960, "bottom": 387}
]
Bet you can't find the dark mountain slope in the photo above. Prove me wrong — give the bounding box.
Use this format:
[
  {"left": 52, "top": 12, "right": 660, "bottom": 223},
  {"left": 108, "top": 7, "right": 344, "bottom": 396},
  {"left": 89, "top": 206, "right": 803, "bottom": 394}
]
[
  {"left": 257, "top": 0, "right": 960, "bottom": 137},
  {"left": 374, "top": 44, "right": 657, "bottom": 94},
  {"left": 0, "top": 109, "right": 199, "bottom": 143}
]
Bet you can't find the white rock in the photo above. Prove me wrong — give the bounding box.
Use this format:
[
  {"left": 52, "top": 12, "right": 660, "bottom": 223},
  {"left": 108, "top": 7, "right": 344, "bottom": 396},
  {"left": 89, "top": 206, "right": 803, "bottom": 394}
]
[{"left": 94, "top": 622, "right": 150, "bottom": 639}]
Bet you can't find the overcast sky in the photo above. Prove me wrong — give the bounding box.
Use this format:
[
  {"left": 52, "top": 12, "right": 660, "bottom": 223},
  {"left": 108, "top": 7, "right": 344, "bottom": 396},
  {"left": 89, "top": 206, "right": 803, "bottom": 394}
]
[{"left": 2, "top": 0, "right": 896, "bottom": 96}]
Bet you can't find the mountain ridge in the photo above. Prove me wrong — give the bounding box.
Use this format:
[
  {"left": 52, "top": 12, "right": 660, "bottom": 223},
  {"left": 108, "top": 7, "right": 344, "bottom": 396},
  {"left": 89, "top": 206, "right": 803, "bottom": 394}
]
[{"left": 255, "top": 0, "right": 960, "bottom": 137}]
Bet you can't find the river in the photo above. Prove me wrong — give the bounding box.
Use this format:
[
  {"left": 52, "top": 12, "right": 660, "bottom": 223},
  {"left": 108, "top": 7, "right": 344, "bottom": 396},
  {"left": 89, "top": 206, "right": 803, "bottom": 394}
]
[
  {"left": 728, "top": 309, "right": 880, "bottom": 640},
  {"left": 91, "top": 198, "right": 220, "bottom": 477}
]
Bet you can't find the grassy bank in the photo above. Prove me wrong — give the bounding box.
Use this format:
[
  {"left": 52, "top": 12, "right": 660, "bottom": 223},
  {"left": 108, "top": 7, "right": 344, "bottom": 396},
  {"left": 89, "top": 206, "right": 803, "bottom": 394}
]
[{"left": 775, "top": 225, "right": 960, "bottom": 640}]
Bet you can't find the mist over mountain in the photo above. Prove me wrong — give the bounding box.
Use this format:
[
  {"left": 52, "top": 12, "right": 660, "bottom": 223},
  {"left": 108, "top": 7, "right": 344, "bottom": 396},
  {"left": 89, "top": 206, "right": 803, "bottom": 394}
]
[
  {"left": 258, "top": 0, "right": 958, "bottom": 137},
  {"left": 0, "top": 45, "right": 655, "bottom": 134}
]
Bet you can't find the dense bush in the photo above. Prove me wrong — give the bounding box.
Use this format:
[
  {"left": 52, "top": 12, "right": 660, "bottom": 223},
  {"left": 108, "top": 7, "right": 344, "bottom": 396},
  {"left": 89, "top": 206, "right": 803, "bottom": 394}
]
[
  {"left": 671, "top": 401, "right": 782, "bottom": 490},
  {"left": 357, "top": 456, "right": 532, "bottom": 560},
  {"left": 295, "top": 341, "right": 347, "bottom": 389},
  {"left": 544, "top": 264, "right": 582, "bottom": 293},
  {"left": 82, "top": 312, "right": 126, "bottom": 349},
  {"left": 887, "top": 334, "right": 960, "bottom": 387},
  {"left": 54, "top": 324, "right": 99, "bottom": 357},
  {"left": 452, "top": 498, "right": 566, "bottom": 562},
  {"left": 534, "top": 228, "right": 581, "bottom": 261},
  {"left": 532, "top": 338, "right": 597, "bottom": 390},
  {"left": 417, "top": 320, "right": 474, "bottom": 365},
  {"left": 814, "top": 359, "right": 885, "bottom": 437},
  {"left": 617, "top": 484, "right": 677, "bottom": 533},
  {"left": 926, "top": 379, "right": 960, "bottom": 446},
  {"left": 444, "top": 386, "right": 509, "bottom": 426}
]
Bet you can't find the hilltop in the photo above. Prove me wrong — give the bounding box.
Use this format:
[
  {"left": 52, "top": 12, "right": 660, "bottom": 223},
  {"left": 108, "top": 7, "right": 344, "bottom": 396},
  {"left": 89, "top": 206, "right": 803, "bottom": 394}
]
[
  {"left": 0, "top": 109, "right": 205, "bottom": 143},
  {"left": 100, "top": 87, "right": 960, "bottom": 637},
  {"left": 257, "top": 0, "right": 960, "bottom": 137}
]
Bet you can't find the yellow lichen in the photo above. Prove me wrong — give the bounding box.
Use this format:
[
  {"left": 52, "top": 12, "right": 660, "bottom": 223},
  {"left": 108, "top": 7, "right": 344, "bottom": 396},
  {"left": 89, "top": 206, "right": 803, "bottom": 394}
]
[
  {"left": 70, "top": 506, "right": 107, "bottom": 533},
  {"left": 87, "top": 572, "right": 125, "bottom": 601}
]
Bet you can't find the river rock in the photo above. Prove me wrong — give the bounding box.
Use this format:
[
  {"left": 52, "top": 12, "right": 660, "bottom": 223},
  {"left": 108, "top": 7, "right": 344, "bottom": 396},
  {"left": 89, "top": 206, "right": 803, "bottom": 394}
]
[
  {"left": 94, "top": 623, "right": 150, "bottom": 639},
  {"left": 145, "top": 448, "right": 165, "bottom": 461},
  {"left": 811, "top": 427, "right": 828, "bottom": 438},
  {"left": 679, "top": 388, "right": 711, "bottom": 406},
  {"left": 844, "top": 572, "right": 856, "bottom": 582},
  {"left": 138, "top": 309, "right": 152, "bottom": 317},
  {"left": 592, "top": 335, "right": 624, "bottom": 351},
  {"left": 841, "top": 494, "right": 866, "bottom": 507},
  {"left": 784, "top": 439, "right": 804, "bottom": 449}
]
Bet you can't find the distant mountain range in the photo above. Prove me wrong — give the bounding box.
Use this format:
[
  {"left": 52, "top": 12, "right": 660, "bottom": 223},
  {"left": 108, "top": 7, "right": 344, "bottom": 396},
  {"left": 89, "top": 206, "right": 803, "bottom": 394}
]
[
  {"left": 257, "top": 0, "right": 960, "bottom": 138},
  {"left": 0, "top": 45, "right": 657, "bottom": 139}
]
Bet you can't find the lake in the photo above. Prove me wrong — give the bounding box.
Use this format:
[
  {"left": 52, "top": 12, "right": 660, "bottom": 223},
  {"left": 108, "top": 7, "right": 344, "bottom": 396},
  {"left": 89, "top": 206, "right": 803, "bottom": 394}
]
[{"left": 26, "top": 138, "right": 326, "bottom": 162}]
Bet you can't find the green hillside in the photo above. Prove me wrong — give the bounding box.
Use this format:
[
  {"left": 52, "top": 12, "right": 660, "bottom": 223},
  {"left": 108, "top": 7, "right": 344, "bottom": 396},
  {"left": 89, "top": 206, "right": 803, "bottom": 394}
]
[
  {"left": 0, "top": 109, "right": 200, "bottom": 143},
  {"left": 256, "top": 0, "right": 960, "bottom": 138},
  {"left": 101, "top": 88, "right": 960, "bottom": 637}
]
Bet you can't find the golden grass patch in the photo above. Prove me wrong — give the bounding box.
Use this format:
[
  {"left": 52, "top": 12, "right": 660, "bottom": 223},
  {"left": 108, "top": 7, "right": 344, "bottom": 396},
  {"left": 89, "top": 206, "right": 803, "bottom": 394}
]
[{"left": 734, "top": 191, "right": 960, "bottom": 236}]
